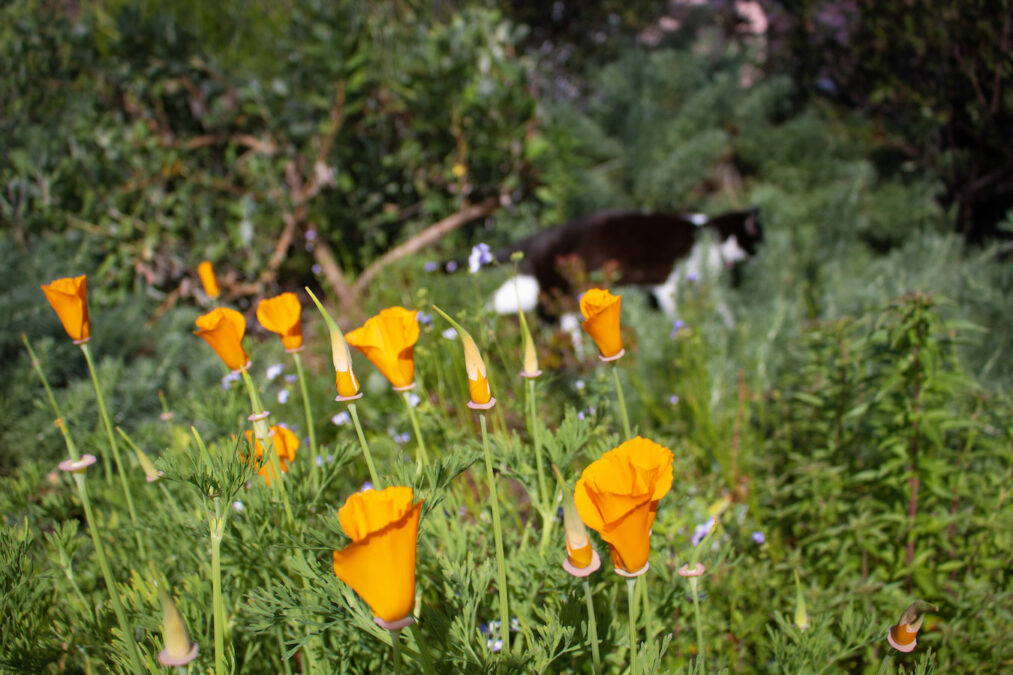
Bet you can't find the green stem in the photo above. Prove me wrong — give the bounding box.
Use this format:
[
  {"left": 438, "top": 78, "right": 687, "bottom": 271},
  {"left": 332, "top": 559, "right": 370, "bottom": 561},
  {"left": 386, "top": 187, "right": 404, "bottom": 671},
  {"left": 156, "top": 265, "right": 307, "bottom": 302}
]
[
  {"left": 690, "top": 576, "right": 704, "bottom": 669},
  {"left": 582, "top": 579, "right": 602, "bottom": 675},
  {"left": 403, "top": 391, "right": 430, "bottom": 469},
  {"left": 391, "top": 629, "right": 402, "bottom": 675},
  {"left": 211, "top": 513, "right": 226, "bottom": 675},
  {"left": 408, "top": 621, "right": 438, "bottom": 675},
  {"left": 480, "top": 414, "right": 510, "bottom": 654},
  {"left": 640, "top": 575, "right": 655, "bottom": 660},
  {"left": 80, "top": 343, "right": 145, "bottom": 558},
  {"left": 348, "top": 403, "right": 380, "bottom": 488},
  {"left": 241, "top": 370, "right": 294, "bottom": 525},
  {"left": 74, "top": 473, "right": 145, "bottom": 674},
  {"left": 611, "top": 363, "right": 632, "bottom": 439},
  {"left": 527, "top": 379, "right": 553, "bottom": 554},
  {"left": 291, "top": 352, "right": 318, "bottom": 488},
  {"left": 627, "top": 578, "right": 639, "bottom": 675},
  {"left": 23, "top": 335, "right": 78, "bottom": 461}
]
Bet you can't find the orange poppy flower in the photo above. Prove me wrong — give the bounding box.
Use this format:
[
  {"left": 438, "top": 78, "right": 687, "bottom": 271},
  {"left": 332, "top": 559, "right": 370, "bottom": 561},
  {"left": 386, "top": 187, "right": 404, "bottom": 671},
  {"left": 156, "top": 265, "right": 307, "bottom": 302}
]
[
  {"left": 257, "top": 292, "right": 304, "bottom": 352},
  {"left": 552, "top": 466, "right": 600, "bottom": 577},
  {"left": 346, "top": 307, "right": 419, "bottom": 390},
  {"left": 887, "top": 601, "right": 935, "bottom": 653},
  {"left": 579, "top": 288, "right": 624, "bottom": 360},
  {"left": 197, "top": 261, "right": 220, "bottom": 298},
  {"left": 41, "top": 275, "right": 91, "bottom": 343},
  {"left": 194, "top": 307, "right": 250, "bottom": 371},
  {"left": 332, "top": 486, "right": 423, "bottom": 624},
  {"left": 574, "top": 436, "right": 674, "bottom": 575},
  {"left": 245, "top": 425, "right": 299, "bottom": 485},
  {"left": 432, "top": 306, "right": 493, "bottom": 409}
]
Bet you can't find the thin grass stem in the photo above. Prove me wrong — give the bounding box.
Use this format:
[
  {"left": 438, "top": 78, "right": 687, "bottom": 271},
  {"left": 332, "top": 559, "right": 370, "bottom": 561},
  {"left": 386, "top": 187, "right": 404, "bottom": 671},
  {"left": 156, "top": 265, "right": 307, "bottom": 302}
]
[
  {"left": 291, "top": 352, "right": 319, "bottom": 488},
  {"left": 408, "top": 621, "right": 438, "bottom": 675},
  {"left": 480, "top": 413, "right": 511, "bottom": 654},
  {"left": 74, "top": 473, "right": 145, "bottom": 674},
  {"left": 391, "top": 628, "right": 402, "bottom": 675},
  {"left": 611, "top": 363, "right": 632, "bottom": 439},
  {"left": 210, "top": 512, "right": 226, "bottom": 675},
  {"left": 403, "top": 391, "right": 430, "bottom": 469},
  {"left": 348, "top": 403, "right": 380, "bottom": 488},
  {"left": 690, "top": 576, "right": 705, "bottom": 669},
  {"left": 80, "top": 345, "right": 145, "bottom": 554},
  {"left": 640, "top": 575, "right": 655, "bottom": 660},
  {"left": 627, "top": 577, "right": 639, "bottom": 675},
  {"left": 582, "top": 579, "right": 602, "bottom": 674}
]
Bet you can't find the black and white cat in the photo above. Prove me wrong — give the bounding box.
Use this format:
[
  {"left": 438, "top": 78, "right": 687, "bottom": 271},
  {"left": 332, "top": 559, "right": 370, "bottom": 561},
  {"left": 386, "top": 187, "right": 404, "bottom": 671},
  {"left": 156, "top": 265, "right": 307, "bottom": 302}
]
[{"left": 487, "top": 208, "right": 763, "bottom": 322}]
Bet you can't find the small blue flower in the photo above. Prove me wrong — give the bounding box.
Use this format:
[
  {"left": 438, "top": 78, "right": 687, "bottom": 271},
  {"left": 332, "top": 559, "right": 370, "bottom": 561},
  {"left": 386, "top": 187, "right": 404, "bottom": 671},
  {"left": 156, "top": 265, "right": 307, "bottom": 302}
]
[
  {"left": 331, "top": 411, "right": 350, "bottom": 426},
  {"left": 670, "top": 319, "right": 685, "bottom": 337},
  {"left": 575, "top": 379, "right": 586, "bottom": 391},
  {"left": 669, "top": 394, "right": 680, "bottom": 405},
  {"left": 468, "top": 242, "right": 494, "bottom": 274},
  {"left": 277, "top": 389, "right": 290, "bottom": 404},
  {"left": 417, "top": 311, "right": 433, "bottom": 325},
  {"left": 445, "top": 260, "right": 458, "bottom": 273},
  {"left": 233, "top": 501, "right": 244, "bottom": 512},
  {"left": 284, "top": 374, "right": 298, "bottom": 383},
  {"left": 424, "top": 261, "right": 439, "bottom": 272},
  {"left": 361, "top": 481, "right": 373, "bottom": 492},
  {"left": 442, "top": 327, "right": 458, "bottom": 340},
  {"left": 221, "top": 371, "right": 241, "bottom": 390},
  {"left": 752, "top": 531, "right": 765, "bottom": 545},
  {"left": 312, "top": 263, "right": 322, "bottom": 275},
  {"left": 407, "top": 393, "right": 421, "bottom": 408},
  {"left": 266, "top": 363, "right": 284, "bottom": 380},
  {"left": 692, "top": 517, "right": 716, "bottom": 546},
  {"left": 685, "top": 272, "right": 699, "bottom": 282}
]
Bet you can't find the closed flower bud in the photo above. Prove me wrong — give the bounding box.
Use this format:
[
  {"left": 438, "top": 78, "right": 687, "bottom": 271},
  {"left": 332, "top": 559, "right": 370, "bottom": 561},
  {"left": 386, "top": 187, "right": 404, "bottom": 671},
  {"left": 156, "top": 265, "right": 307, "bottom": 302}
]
[
  {"left": 579, "top": 288, "right": 624, "bottom": 361},
  {"left": 158, "top": 592, "right": 198, "bottom": 666},
  {"left": 41, "top": 275, "right": 91, "bottom": 343},
  {"left": 257, "top": 292, "right": 304, "bottom": 352},
  {"left": 197, "top": 260, "right": 220, "bottom": 299},
  {"left": 432, "top": 306, "right": 494, "bottom": 409}
]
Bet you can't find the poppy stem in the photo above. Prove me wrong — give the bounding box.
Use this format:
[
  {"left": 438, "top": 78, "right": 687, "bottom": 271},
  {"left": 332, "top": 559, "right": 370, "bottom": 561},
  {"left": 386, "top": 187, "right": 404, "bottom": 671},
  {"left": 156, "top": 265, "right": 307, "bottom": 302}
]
[
  {"left": 23, "top": 334, "right": 78, "bottom": 461},
  {"left": 291, "top": 352, "right": 319, "bottom": 487},
  {"left": 627, "top": 577, "right": 639, "bottom": 675},
  {"left": 80, "top": 343, "right": 145, "bottom": 557},
  {"left": 408, "top": 621, "right": 438, "bottom": 675},
  {"left": 74, "top": 471, "right": 146, "bottom": 674},
  {"left": 690, "top": 576, "right": 705, "bottom": 668},
  {"left": 210, "top": 511, "right": 227, "bottom": 675},
  {"left": 480, "top": 413, "right": 511, "bottom": 654},
  {"left": 582, "top": 579, "right": 602, "bottom": 674},
  {"left": 390, "top": 628, "right": 403, "bottom": 675},
  {"left": 611, "top": 363, "right": 632, "bottom": 439},
  {"left": 403, "top": 391, "right": 430, "bottom": 469},
  {"left": 240, "top": 370, "right": 295, "bottom": 526},
  {"left": 640, "top": 575, "right": 655, "bottom": 661},
  {"left": 348, "top": 403, "right": 380, "bottom": 488},
  {"left": 527, "top": 379, "right": 553, "bottom": 552}
]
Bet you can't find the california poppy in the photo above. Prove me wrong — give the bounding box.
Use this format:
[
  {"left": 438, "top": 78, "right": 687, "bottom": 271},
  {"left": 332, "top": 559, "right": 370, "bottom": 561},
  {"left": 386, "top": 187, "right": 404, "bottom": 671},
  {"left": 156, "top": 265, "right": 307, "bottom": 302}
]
[
  {"left": 887, "top": 601, "right": 936, "bottom": 653},
  {"left": 579, "top": 288, "right": 624, "bottom": 360},
  {"left": 552, "top": 466, "right": 600, "bottom": 577},
  {"left": 245, "top": 425, "right": 299, "bottom": 485},
  {"left": 332, "top": 486, "right": 423, "bottom": 625},
  {"left": 432, "top": 306, "right": 494, "bottom": 409},
  {"left": 41, "top": 275, "right": 91, "bottom": 343},
  {"left": 574, "top": 437, "right": 674, "bottom": 575},
  {"left": 197, "top": 261, "right": 221, "bottom": 299},
  {"left": 257, "top": 292, "right": 304, "bottom": 352},
  {"left": 305, "top": 287, "right": 361, "bottom": 400},
  {"left": 346, "top": 307, "right": 419, "bottom": 390},
  {"left": 194, "top": 307, "right": 250, "bottom": 371},
  {"left": 158, "top": 592, "right": 199, "bottom": 666}
]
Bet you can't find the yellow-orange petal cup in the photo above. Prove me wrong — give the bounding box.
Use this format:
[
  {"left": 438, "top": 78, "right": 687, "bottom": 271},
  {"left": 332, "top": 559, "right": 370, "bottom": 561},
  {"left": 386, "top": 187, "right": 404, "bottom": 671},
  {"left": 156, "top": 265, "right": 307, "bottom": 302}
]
[
  {"left": 257, "top": 292, "right": 304, "bottom": 352},
  {"left": 197, "top": 260, "right": 221, "bottom": 299},
  {"left": 346, "top": 307, "right": 419, "bottom": 390},
  {"left": 574, "top": 436, "right": 673, "bottom": 574},
  {"left": 195, "top": 307, "right": 250, "bottom": 371},
  {"left": 41, "top": 275, "right": 91, "bottom": 343},
  {"left": 332, "top": 486, "right": 422, "bottom": 624},
  {"left": 579, "top": 288, "right": 623, "bottom": 360}
]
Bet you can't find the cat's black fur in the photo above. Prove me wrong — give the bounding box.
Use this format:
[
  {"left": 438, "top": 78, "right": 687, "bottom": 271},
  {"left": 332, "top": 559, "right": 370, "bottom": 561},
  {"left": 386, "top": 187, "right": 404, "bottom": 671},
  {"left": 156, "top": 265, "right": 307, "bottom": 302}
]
[{"left": 493, "top": 207, "right": 763, "bottom": 305}]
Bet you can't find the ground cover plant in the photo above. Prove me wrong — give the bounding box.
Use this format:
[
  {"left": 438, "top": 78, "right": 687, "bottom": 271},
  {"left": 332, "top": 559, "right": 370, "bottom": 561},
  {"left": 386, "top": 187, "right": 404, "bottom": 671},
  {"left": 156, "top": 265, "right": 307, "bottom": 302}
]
[{"left": 3, "top": 1, "right": 1013, "bottom": 673}]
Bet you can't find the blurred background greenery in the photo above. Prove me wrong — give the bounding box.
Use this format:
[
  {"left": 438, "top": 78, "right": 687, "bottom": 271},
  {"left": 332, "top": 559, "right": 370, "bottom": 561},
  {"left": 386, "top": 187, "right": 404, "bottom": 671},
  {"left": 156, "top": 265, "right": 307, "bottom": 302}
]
[{"left": 2, "top": 1, "right": 1012, "bottom": 671}]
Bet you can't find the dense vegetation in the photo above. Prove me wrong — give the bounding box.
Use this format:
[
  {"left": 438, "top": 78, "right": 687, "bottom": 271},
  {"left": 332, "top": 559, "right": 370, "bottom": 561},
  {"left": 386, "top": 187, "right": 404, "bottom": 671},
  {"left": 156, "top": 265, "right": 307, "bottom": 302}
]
[{"left": 2, "top": 1, "right": 1011, "bottom": 673}]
